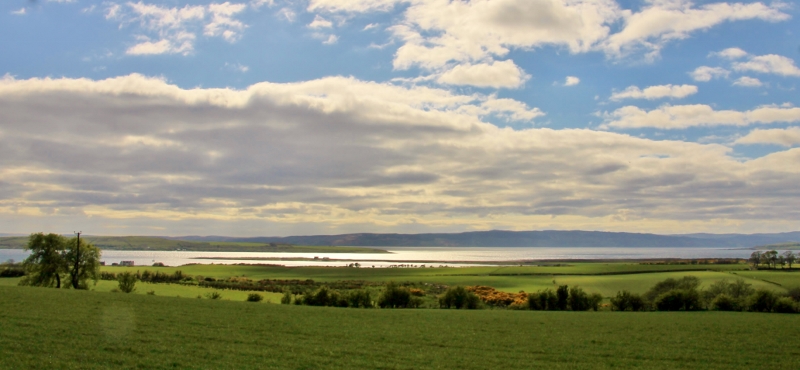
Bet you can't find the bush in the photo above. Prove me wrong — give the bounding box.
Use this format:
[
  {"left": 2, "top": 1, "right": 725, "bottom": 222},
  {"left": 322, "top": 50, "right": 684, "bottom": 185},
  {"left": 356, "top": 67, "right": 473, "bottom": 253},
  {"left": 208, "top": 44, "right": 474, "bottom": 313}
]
[
  {"left": 528, "top": 289, "right": 559, "bottom": 311},
  {"left": 654, "top": 289, "right": 701, "bottom": 311},
  {"left": 346, "top": 289, "right": 373, "bottom": 308},
  {"left": 773, "top": 297, "right": 797, "bottom": 314},
  {"left": 146, "top": 290, "right": 156, "bottom": 296},
  {"left": 711, "top": 294, "right": 738, "bottom": 311},
  {"left": 644, "top": 276, "right": 700, "bottom": 303},
  {"left": 281, "top": 290, "right": 292, "bottom": 305},
  {"left": 786, "top": 287, "right": 800, "bottom": 302},
  {"left": 247, "top": 293, "right": 264, "bottom": 302},
  {"left": 611, "top": 290, "right": 645, "bottom": 311},
  {"left": 378, "top": 282, "right": 413, "bottom": 308},
  {"left": 747, "top": 289, "right": 778, "bottom": 312},
  {"left": 556, "top": 285, "right": 569, "bottom": 310},
  {"left": 439, "top": 286, "right": 480, "bottom": 309},
  {"left": 588, "top": 293, "right": 603, "bottom": 311},
  {"left": 117, "top": 272, "right": 137, "bottom": 294},
  {"left": 205, "top": 291, "right": 223, "bottom": 300}
]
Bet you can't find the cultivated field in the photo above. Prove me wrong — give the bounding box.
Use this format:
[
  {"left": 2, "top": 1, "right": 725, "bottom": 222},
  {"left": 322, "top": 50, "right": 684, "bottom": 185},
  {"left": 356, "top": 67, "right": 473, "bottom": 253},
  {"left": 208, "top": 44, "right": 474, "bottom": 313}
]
[{"left": 1, "top": 285, "right": 799, "bottom": 369}]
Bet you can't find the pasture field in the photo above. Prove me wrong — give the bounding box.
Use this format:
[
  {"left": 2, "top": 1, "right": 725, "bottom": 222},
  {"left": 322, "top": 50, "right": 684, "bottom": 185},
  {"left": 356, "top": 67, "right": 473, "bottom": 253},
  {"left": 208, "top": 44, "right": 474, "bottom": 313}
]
[
  {"left": 99, "top": 262, "right": 794, "bottom": 298},
  {"left": 1, "top": 285, "right": 799, "bottom": 369}
]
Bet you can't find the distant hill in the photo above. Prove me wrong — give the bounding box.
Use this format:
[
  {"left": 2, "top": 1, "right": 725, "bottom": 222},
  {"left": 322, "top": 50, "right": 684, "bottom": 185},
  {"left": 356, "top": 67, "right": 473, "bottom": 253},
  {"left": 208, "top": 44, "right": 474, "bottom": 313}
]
[
  {"left": 0, "top": 236, "right": 295, "bottom": 252},
  {"left": 169, "top": 230, "right": 800, "bottom": 248}
]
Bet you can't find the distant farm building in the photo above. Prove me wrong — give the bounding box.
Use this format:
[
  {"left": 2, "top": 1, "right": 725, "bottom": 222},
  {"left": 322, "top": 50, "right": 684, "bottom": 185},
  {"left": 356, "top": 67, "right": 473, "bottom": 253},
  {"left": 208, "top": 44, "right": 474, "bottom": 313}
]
[{"left": 120, "top": 260, "right": 135, "bottom": 266}]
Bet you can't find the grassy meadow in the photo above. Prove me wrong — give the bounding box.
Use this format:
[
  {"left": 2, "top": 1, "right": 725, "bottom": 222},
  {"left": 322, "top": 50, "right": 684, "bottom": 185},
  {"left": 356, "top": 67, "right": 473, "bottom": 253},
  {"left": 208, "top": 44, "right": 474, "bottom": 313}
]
[
  {"left": 97, "top": 262, "right": 795, "bottom": 299},
  {"left": 2, "top": 285, "right": 800, "bottom": 369}
]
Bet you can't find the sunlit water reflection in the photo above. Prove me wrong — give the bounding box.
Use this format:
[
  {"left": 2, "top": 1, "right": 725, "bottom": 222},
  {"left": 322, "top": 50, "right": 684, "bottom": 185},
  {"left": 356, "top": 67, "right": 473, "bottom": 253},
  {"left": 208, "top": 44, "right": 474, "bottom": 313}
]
[{"left": 0, "top": 246, "right": 759, "bottom": 268}]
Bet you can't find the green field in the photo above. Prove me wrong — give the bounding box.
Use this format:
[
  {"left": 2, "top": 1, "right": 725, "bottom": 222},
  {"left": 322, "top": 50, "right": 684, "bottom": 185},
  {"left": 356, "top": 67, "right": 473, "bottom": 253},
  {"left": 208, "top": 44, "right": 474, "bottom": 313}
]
[
  {"left": 98, "top": 262, "right": 795, "bottom": 298},
  {"left": 1, "top": 285, "right": 799, "bottom": 369},
  {"left": 0, "top": 235, "right": 389, "bottom": 253}
]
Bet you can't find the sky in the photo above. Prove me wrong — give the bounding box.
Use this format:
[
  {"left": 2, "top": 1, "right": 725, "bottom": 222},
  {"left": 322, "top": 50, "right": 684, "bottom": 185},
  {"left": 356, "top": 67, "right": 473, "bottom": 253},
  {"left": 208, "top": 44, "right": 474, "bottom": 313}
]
[{"left": 1, "top": 0, "right": 799, "bottom": 237}]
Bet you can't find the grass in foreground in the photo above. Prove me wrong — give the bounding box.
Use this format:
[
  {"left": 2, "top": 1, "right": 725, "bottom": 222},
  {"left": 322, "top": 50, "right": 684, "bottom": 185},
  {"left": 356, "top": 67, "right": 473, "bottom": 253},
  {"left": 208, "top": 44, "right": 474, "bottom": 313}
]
[{"left": 1, "top": 285, "right": 799, "bottom": 369}]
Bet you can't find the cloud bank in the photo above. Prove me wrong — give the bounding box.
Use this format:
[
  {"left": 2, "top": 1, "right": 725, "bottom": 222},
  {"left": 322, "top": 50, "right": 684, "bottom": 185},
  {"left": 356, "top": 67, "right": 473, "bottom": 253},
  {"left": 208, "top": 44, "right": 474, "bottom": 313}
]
[{"left": 1, "top": 74, "right": 799, "bottom": 234}]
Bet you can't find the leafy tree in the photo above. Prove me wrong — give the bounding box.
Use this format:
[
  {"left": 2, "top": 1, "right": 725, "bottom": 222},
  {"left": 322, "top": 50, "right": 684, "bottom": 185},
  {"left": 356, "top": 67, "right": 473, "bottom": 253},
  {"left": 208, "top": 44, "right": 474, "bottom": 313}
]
[
  {"left": 439, "top": 286, "right": 480, "bottom": 309},
  {"left": 610, "top": 290, "right": 644, "bottom": 311},
  {"left": 654, "top": 289, "right": 701, "bottom": 311},
  {"left": 711, "top": 294, "right": 738, "bottom": 311},
  {"left": 643, "top": 276, "right": 699, "bottom": 304},
  {"left": 773, "top": 297, "right": 797, "bottom": 314},
  {"left": 378, "top": 282, "right": 413, "bottom": 308},
  {"left": 19, "top": 233, "right": 68, "bottom": 288},
  {"left": 346, "top": 289, "right": 373, "bottom": 308},
  {"left": 117, "top": 272, "right": 137, "bottom": 293},
  {"left": 555, "top": 285, "right": 569, "bottom": 310},
  {"left": 63, "top": 237, "right": 101, "bottom": 289},
  {"left": 749, "top": 251, "right": 762, "bottom": 268},
  {"left": 783, "top": 251, "right": 795, "bottom": 269},
  {"left": 747, "top": 289, "right": 778, "bottom": 312}
]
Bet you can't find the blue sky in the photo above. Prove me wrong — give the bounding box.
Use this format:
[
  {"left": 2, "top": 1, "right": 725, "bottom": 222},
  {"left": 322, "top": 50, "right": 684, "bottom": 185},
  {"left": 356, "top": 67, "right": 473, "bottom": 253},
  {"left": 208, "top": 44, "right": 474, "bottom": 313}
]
[{"left": 1, "top": 0, "right": 799, "bottom": 236}]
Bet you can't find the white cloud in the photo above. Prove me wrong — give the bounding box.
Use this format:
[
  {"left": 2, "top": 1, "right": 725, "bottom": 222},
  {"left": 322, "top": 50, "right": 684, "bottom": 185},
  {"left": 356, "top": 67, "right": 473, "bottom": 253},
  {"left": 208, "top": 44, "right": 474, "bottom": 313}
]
[
  {"left": 733, "top": 76, "right": 763, "bottom": 87},
  {"left": 733, "top": 54, "right": 800, "bottom": 77},
  {"left": 564, "top": 76, "right": 581, "bottom": 86},
  {"left": 11, "top": 8, "right": 26, "bottom": 15},
  {"left": 602, "top": 1, "right": 789, "bottom": 60},
  {"left": 225, "top": 62, "right": 249, "bottom": 73},
  {"left": 603, "top": 104, "right": 800, "bottom": 129},
  {"left": 307, "top": 0, "right": 402, "bottom": 13},
  {"left": 690, "top": 66, "right": 729, "bottom": 82},
  {"left": 711, "top": 47, "right": 748, "bottom": 59},
  {"left": 106, "top": 1, "right": 249, "bottom": 55},
  {"left": 307, "top": 0, "right": 789, "bottom": 71},
  {"left": 610, "top": 84, "right": 697, "bottom": 101},
  {"left": 316, "top": 34, "right": 339, "bottom": 44},
  {"left": 308, "top": 15, "right": 333, "bottom": 29},
  {"left": 276, "top": 7, "right": 296, "bottom": 22},
  {"left": 250, "top": 0, "right": 274, "bottom": 9},
  {"left": 436, "top": 60, "right": 529, "bottom": 89},
  {"left": 2, "top": 74, "right": 800, "bottom": 233},
  {"left": 363, "top": 23, "right": 379, "bottom": 31},
  {"left": 735, "top": 127, "right": 800, "bottom": 147}
]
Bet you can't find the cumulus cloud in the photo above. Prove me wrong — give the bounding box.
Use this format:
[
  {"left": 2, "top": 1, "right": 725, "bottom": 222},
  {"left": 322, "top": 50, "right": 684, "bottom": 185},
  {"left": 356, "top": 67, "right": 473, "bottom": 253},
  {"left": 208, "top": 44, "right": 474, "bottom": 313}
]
[
  {"left": 308, "top": 15, "right": 333, "bottom": 29},
  {"left": 733, "top": 76, "right": 763, "bottom": 87},
  {"left": 1, "top": 74, "right": 800, "bottom": 234},
  {"left": 733, "top": 54, "right": 800, "bottom": 77},
  {"left": 105, "top": 1, "right": 249, "bottom": 55},
  {"left": 610, "top": 84, "right": 697, "bottom": 101},
  {"left": 735, "top": 127, "right": 800, "bottom": 147},
  {"left": 436, "top": 60, "right": 529, "bottom": 89},
  {"left": 603, "top": 104, "right": 800, "bottom": 129},
  {"left": 11, "top": 8, "right": 27, "bottom": 15},
  {"left": 564, "top": 76, "right": 581, "bottom": 86},
  {"left": 307, "top": 0, "right": 788, "bottom": 71},
  {"left": 711, "top": 47, "right": 748, "bottom": 59},
  {"left": 690, "top": 66, "right": 730, "bottom": 82}
]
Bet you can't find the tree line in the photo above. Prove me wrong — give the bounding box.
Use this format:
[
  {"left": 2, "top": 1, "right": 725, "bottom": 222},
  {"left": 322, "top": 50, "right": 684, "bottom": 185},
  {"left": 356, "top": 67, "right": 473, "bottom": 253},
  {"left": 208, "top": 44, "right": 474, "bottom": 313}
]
[{"left": 749, "top": 250, "right": 796, "bottom": 269}]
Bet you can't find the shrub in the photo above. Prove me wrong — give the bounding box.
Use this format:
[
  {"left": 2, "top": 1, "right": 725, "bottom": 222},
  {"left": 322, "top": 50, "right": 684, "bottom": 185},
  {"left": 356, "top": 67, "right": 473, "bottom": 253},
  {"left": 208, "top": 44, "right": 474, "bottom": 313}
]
[
  {"left": 588, "top": 293, "right": 603, "bottom": 311},
  {"left": 0, "top": 267, "right": 25, "bottom": 278},
  {"left": 568, "top": 286, "right": 595, "bottom": 311},
  {"left": 247, "top": 293, "right": 264, "bottom": 302},
  {"left": 644, "top": 276, "right": 700, "bottom": 303},
  {"left": 556, "top": 285, "right": 569, "bottom": 310},
  {"left": 711, "top": 294, "right": 738, "bottom": 311},
  {"left": 117, "top": 272, "right": 137, "bottom": 294},
  {"left": 281, "top": 290, "right": 292, "bottom": 305},
  {"left": 146, "top": 290, "right": 156, "bottom": 296},
  {"left": 786, "top": 287, "right": 800, "bottom": 302},
  {"left": 773, "top": 297, "right": 797, "bottom": 314},
  {"left": 439, "top": 286, "right": 480, "bottom": 309},
  {"left": 346, "top": 289, "right": 373, "bottom": 308},
  {"left": 654, "top": 289, "right": 701, "bottom": 311},
  {"left": 205, "top": 291, "right": 223, "bottom": 300},
  {"left": 747, "top": 289, "right": 778, "bottom": 312},
  {"left": 611, "top": 290, "right": 644, "bottom": 311},
  {"left": 378, "top": 282, "right": 412, "bottom": 308}
]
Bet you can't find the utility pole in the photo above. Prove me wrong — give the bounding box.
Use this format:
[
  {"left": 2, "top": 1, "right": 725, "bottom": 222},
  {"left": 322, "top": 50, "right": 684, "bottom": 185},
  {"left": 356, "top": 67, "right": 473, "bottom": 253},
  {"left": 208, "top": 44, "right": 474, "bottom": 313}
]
[{"left": 72, "top": 231, "right": 81, "bottom": 289}]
